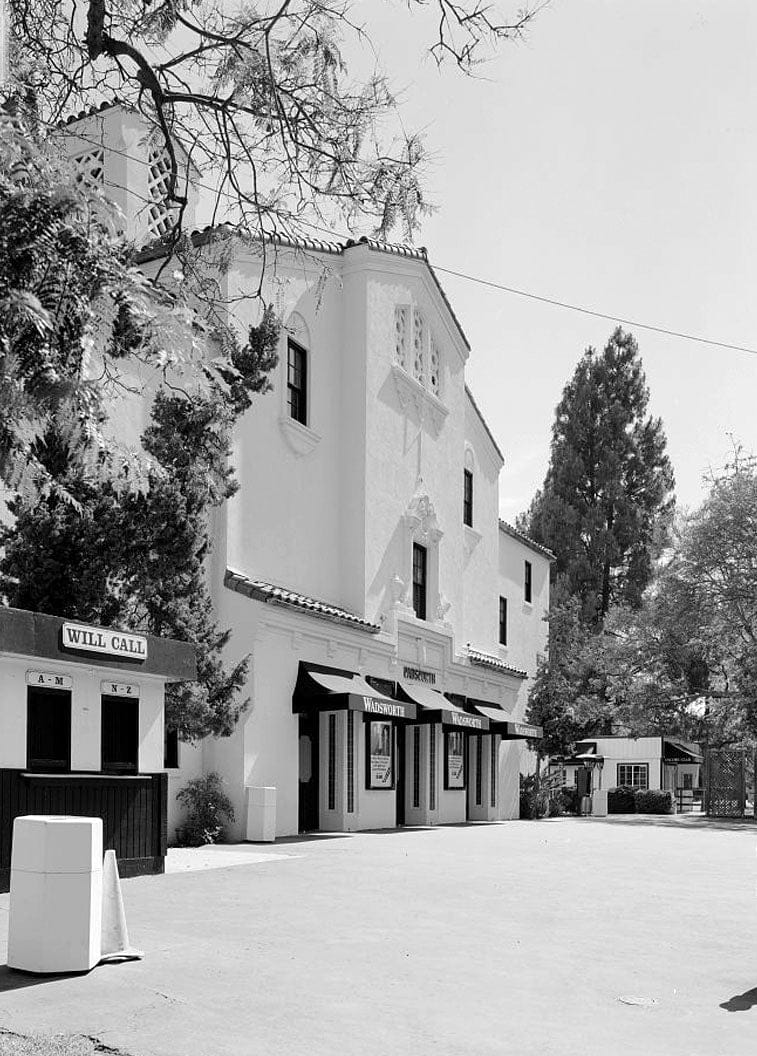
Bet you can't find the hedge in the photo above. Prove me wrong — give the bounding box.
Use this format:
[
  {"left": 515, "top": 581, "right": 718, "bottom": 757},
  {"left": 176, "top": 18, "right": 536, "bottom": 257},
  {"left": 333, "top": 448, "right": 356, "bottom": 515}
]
[
  {"left": 635, "top": 789, "right": 675, "bottom": 815},
  {"left": 606, "top": 787, "right": 676, "bottom": 815},
  {"left": 608, "top": 786, "right": 636, "bottom": 814}
]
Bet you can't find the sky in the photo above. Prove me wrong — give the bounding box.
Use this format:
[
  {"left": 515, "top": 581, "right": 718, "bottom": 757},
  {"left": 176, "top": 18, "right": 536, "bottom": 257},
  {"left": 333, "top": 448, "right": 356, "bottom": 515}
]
[{"left": 350, "top": 0, "right": 757, "bottom": 522}]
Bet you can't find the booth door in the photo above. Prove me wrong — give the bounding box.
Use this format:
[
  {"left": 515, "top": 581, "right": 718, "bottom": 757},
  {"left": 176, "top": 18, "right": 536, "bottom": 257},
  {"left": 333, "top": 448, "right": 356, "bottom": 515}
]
[{"left": 298, "top": 712, "right": 319, "bottom": 832}]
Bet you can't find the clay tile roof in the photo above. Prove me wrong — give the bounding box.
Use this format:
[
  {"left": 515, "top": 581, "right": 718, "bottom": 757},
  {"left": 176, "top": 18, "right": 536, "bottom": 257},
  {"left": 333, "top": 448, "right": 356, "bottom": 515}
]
[
  {"left": 224, "top": 569, "right": 381, "bottom": 634},
  {"left": 498, "top": 520, "right": 556, "bottom": 562},
  {"left": 60, "top": 100, "right": 122, "bottom": 126},
  {"left": 466, "top": 647, "right": 527, "bottom": 679}
]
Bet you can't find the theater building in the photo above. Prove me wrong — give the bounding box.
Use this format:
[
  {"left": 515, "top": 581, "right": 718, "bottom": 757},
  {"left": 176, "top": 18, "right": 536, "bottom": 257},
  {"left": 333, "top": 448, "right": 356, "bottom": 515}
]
[{"left": 61, "top": 105, "right": 552, "bottom": 840}]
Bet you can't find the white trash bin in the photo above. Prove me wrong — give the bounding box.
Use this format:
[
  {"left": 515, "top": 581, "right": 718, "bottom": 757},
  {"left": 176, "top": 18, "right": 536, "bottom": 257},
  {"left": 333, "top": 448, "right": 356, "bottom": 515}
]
[
  {"left": 246, "top": 786, "right": 276, "bottom": 843},
  {"left": 591, "top": 789, "right": 608, "bottom": 817},
  {"left": 7, "top": 815, "right": 103, "bottom": 973}
]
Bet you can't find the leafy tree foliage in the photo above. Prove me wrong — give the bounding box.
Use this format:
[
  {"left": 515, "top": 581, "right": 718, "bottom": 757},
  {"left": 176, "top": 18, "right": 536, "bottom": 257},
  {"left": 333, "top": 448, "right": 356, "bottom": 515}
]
[
  {"left": 525, "top": 585, "right": 611, "bottom": 763},
  {"left": 1, "top": 301, "right": 280, "bottom": 741},
  {"left": 521, "top": 328, "right": 675, "bottom": 626},
  {"left": 529, "top": 456, "right": 757, "bottom": 755},
  {"left": 9, "top": 0, "right": 539, "bottom": 247}
]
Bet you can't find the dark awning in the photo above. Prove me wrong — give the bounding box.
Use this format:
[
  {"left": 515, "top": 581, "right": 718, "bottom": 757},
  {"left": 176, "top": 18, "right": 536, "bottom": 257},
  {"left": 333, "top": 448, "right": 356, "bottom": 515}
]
[
  {"left": 471, "top": 703, "right": 543, "bottom": 739},
  {"left": 396, "top": 681, "right": 489, "bottom": 731},
  {"left": 663, "top": 740, "right": 702, "bottom": 764},
  {"left": 293, "top": 664, "right": 417, "bottom": 720}
]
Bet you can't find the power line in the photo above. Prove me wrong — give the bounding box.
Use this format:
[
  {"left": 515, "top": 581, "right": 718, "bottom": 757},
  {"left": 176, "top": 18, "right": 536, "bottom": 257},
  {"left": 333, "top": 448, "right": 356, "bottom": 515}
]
[
  {"left": 432, "top": 266, "right": 757, "bottom": 357},
  {"left": 66, "top": 126, "right": 757, "bottom": 358}
]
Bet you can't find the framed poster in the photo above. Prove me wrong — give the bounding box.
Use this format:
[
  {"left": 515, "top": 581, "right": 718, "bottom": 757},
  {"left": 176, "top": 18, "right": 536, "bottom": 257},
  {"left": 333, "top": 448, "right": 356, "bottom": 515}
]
[
  {"left": 445, "top": 729, "right": 466, "bottom": 790},
  {"left": 366, "top": 720, "right": 394, "bottom": 789}
]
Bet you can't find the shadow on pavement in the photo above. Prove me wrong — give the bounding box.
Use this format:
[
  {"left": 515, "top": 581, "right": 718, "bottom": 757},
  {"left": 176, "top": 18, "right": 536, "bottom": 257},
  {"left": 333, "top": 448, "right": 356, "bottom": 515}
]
[
  {"left": 0, "top": 965, "right": 82, "bottom": 992},
  {"left": 720, "top": 987, "right": 757, "bottom": 1011},
  {"left": 589, "top": 815, "right": 757, "bottom": 833}
]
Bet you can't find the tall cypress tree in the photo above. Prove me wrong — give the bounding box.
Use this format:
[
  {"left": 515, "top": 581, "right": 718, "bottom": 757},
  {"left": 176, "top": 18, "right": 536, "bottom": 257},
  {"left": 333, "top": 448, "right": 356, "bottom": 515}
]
[{"left": 521, "top": 328, "right": 675, "bottom": 626}]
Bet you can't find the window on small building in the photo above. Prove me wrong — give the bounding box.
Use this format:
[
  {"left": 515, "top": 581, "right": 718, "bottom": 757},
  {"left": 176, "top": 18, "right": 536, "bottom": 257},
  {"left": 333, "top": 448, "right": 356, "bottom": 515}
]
[
  {"left": 101, "top": 695, "right": 139, "bottom": 774},
  {"left": 463, "top": 469, "right": 474, "bottom": 527},
  {"left": 164, "top": 726, "right": 179, "bottom": 769},
  {"left": 617, "top": 763, "right": 649, "bottom": 789},
  {"left": 524, "top": 560, "right": 533, "bottom": 603},
  {"left": 27, "top": 687, "right": 71, "bottom": 772},
  {"left": 412, "top": 542, "right": 427, "bottom": 620},
  {"left": 287, "top": 338, "right": 308, "bottom": 425},
  {"left": 499, "top": 596, "right": 508, "bottom": 645}
]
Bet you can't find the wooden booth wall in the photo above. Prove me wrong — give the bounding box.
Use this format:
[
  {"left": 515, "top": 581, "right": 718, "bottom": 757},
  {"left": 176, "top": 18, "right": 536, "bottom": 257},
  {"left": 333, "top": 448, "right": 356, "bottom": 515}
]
[{"left": 0, "top": 770, "right": 168, "bottom": 892}]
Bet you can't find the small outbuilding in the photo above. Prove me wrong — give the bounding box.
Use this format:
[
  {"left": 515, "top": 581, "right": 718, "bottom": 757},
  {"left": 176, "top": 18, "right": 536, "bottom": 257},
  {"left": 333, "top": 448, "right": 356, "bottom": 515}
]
[
  {"left": 0, "top": 606, "right": 196, "bottom": 891},
  {"left": 557, "top": 736, "right": 703, "bottom": 812}
]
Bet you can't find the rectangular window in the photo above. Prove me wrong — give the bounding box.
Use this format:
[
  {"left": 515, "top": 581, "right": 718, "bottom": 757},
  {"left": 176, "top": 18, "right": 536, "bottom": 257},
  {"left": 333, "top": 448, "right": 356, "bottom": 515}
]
[
  {"left": 463, "top": 469, "right": 473, "bottom": 527},
  {"left": 101, "top": 695, "right": 139, "bottom": 773},
  {"left": 164, "top": 726, "right": 179, "bottom": 769},
  {"left": 347, "top": 712, "right": 355, "bottom": 813},
  {"left": 490, "top": 736, "right": 497, "bottom": 807},
  {"left": 682, "top": 772, "right": 693, "bottom": 790},
  {"left": 412, "top": 542, "right": 427, "bottom": 620},
  {"left": 499, "top": 596, "right": 508, "bottom": 645},
  {"left": 365, "top": 720, "right": 394, "bottom": 789},
  {"left": 444, "top": 730, "right": 466, "bottom": 790},
  {"left": 27, "top": 687, "right": 71, "bottom": 772},
  {"left": 413, "top": 726, "right": 421, "bottom": 808},
  {"left": 617, "top": 763, "right": 649, "bottom": 789},
  {"left": 287, "top": 338, "right": 307, "bottom": 425},
  {"left": 524, "top": 560, "right": 533, "bottom": 603},
  {"left": 328, "top": 714, "right": 337, "bottom": 810}
]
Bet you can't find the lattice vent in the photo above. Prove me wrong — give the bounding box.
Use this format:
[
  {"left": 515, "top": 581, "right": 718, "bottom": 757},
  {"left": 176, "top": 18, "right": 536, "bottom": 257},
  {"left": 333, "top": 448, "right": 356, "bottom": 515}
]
[
  {"left": 74, "top": 148, "right": 104, "bottom": 188},
  {"left": 146, "top": 147, "right": 176, "bottom": 238}
]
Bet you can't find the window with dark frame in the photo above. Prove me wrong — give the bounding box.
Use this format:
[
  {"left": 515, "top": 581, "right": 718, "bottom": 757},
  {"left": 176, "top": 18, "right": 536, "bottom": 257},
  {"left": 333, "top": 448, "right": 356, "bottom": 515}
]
[
  {"left": 287, "top": 338, "right": 307, "bottom": 425},
  {"left": 617, "top": 763, "right": 649, "bottom": 789},
  {"left": 101, "top": 695, "right": 139, "bottom": 774},
  {"left": 524, "top": 560, "right": 533, "bottom": 603},
  {"left": 463, "top": 469, "right": 474, "bottom": 527},
  {"left": 499, "top": 596, "right": 508, "bottom": 645},
  {"left": 27, "top": 687, "right": 71, "bottom": 772},
  {"left": 412, "top": 542, "right": 427, "bottom": 620}
]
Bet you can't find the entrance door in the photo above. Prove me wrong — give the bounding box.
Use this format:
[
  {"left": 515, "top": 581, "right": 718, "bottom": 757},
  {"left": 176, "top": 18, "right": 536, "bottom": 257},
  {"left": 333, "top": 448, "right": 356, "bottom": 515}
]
[
  {"left": 396, "top": 725, "right": 406, "bottom": 826},
  {"left": 298, "top": 711, "right": 319, "bottom": 832}
]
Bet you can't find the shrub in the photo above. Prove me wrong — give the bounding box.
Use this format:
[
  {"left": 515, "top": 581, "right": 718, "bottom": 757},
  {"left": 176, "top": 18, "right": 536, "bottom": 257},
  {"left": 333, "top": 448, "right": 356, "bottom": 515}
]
[
  {"left": 608, "top": 786, "right": 636, "bottom": 814},
  {"left": 519, "top": 773, "right": 549, "bottom": 819},
  {"left": 635, "top": 789, "right": 675, "bottom": 815},
  {"left": 553, "top": 786, "right": 580, "bottom": 815},
  {"left": 176, "top": 772, "right": 235, "bottom": 846}
]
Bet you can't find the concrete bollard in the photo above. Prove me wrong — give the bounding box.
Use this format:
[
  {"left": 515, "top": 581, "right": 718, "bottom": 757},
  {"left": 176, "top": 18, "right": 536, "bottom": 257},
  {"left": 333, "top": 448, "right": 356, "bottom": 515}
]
[
  {"left": 592, "top": 789, "right": 608, "bottom": 817},
  {"left": 8, "top": 815, "right": 103, "bottom": 973},
  {"left": 246, "top": 786, "right": 276, "bottom": 842}
]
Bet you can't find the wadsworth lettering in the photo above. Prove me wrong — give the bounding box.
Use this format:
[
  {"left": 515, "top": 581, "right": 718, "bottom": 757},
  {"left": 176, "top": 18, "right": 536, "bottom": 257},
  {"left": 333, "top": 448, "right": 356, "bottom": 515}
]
[
  {"left": 361, "top": 696, "right": 406, "bottom": 718},
  {"left": 402, "top": 665, "right": 436, "bottom": 684},
  {"left": 62, "top": 622, "right": 148, "bottom": 661},
  {"left": 449, "top": 712, "right": 486, "bottom": 729}
]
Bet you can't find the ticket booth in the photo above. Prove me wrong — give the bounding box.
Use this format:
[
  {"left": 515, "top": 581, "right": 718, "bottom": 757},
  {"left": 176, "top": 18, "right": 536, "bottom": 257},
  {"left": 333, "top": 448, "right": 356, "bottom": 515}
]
[
  {"left": 394, "top": 682, "right": 489, "bottom": 826},
  {"left": 293, "top": 663, "right": 417, "bottom": 833},
  {"left": 0, "top": 607, "right": 196, "bottom": 891}
]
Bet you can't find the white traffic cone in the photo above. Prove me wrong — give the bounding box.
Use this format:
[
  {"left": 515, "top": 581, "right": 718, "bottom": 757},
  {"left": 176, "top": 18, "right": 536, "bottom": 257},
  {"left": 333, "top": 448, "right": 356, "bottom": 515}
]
[{"left": 99, "top": 849, "right": 143, "bottom": 964}]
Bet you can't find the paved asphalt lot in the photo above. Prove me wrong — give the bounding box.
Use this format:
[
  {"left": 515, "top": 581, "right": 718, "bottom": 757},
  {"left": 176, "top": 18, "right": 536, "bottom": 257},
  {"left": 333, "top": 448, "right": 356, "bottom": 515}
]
[{"left": 0, "top": 816, "right": 755, "bottom": 1056}]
